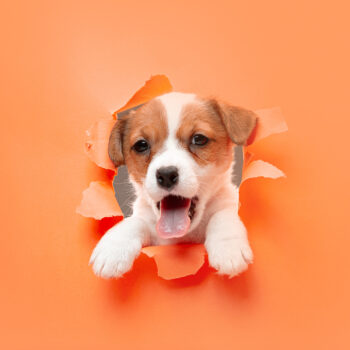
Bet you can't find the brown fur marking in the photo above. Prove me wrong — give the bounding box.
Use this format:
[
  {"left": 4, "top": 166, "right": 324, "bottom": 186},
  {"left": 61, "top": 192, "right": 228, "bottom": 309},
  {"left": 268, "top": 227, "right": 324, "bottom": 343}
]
[
  {"left": 177, "top": 101, "right": 234, "bottom": 169},
  {"left": 207, "top": 99, "right": 257, "bottom": 145},
  {"left": 108, "top": 99, "right": 168, "bottom": 184}
]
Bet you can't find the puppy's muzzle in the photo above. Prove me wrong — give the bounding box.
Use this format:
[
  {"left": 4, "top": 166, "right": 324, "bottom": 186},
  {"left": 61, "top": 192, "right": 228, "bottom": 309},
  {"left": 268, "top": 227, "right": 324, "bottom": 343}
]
[{"left": 156, "top": 166, "right": 179, "bottom": 190}]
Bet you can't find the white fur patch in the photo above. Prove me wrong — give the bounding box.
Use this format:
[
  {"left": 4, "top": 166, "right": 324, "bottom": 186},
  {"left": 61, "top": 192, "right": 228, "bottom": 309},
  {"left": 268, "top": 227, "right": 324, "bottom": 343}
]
[
  {"left": 157, "top": 92, "right": 196, "bottom": 134},
  {"left": 145, "top": 92, "right": 200, "bottom": 205}
]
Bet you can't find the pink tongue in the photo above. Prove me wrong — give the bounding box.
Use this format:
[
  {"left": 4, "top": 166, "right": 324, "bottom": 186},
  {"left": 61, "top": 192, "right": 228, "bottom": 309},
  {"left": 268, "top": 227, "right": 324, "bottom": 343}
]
[{"left": 156, "top": 197, "right": 191, "bottom": 239}]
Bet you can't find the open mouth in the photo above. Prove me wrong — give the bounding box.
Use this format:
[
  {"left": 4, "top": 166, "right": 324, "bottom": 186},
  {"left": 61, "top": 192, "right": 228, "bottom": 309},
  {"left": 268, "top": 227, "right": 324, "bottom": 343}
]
[{"left": 156, "top": 195, "right": 198, "bottom": 239}]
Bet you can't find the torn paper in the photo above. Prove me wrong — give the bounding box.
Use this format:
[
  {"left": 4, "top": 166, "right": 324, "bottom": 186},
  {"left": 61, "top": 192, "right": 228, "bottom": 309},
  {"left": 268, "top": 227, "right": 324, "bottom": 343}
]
[
  {"left": 142, "top": 244, "right": 206, "bottom": 280},
  {"left": 76, "top": 181, "right": 123, "bottom": 220},
  {"left": 241, "top": 159, "right": 286, "bottom": 183},
  {"left": 85, "top": 118, "right": 116, "bottom": 170}
]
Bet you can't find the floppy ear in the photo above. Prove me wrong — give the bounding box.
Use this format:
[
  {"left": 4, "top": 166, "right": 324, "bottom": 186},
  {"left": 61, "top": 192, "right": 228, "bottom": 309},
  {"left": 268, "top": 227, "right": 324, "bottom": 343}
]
[
  {"left": 209, "top": 99, "right": 257, "bottom": 145},
  {"left": 108, "top": 119, "right": 126, "bottom": 167}
]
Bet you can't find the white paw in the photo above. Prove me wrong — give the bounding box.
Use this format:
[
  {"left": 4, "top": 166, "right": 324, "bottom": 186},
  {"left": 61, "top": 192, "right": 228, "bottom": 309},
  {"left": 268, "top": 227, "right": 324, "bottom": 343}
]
[
  {"left": 206, "top": 238, "right": 253, "bottom": 278},
  {"left": 89, "top": 226, "right": 142, "bottom": 279}
]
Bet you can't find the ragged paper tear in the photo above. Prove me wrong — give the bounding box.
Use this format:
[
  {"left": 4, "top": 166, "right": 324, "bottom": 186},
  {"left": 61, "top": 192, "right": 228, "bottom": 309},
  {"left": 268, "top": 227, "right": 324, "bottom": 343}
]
[
  {"left": 84, "top": 75, "right": 173, "bottom": 171},
  {"left": 114, "top": 74, "right": 173, "bottom": 117},
  {"left": 77, "top": 74, "right": 288, "bottom": 280},
  {"left": 85, "top": 117, "right": 116, "bottom": 170},
  {"left": 243, "top": 150, "right": 254, "bottom": 168},
  {"left": 76, "top": 181, "right": 122, "bottom": 220},
  {"left": 241, "top": 159, "right": 286, "bottom": 183},
  {"left": 248, "top": 107, "right": 288, "bottom": 145},
  {"left": 142, "top": 244, "right": 206, "bottom": 280}
]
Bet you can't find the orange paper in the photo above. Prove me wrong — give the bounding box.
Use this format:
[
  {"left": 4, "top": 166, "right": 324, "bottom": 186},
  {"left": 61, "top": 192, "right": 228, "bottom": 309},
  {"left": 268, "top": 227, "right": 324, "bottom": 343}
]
[
  {"left": 85, "top": 117, "right": 116, "bottom": 170},
  {"left": 248, "top": 107, "right": 288, "bottom": 145},
  {"left": 114, "top": 75, "right": 173, "bottom": 116},
  {"left": 3, "top": 3, "right": 349, "bottom": 348},
  {"left": 241, "top": 160, "right": 286, "bottom": 183},
  {"left": 243, "top": 150, "right": 254, "bottom": 168},
  {"left": 76, "top": 181, "right": 123, "bottom": 219},
  {"left": 142, "top": 244, "right": 206, "bottom": 280}
]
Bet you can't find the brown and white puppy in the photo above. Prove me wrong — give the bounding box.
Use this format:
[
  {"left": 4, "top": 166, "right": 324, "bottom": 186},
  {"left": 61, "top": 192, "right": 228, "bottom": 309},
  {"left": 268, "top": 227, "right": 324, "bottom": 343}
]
[{"left": 90, "top": 92, "right": 257, "bottom": 278}]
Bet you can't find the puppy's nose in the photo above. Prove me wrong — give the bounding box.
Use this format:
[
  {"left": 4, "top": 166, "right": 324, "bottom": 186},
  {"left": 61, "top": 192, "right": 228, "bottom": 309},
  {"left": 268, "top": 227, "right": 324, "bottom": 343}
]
[{"left": 156, "top": 166, "right": 179, "bottom": 190}]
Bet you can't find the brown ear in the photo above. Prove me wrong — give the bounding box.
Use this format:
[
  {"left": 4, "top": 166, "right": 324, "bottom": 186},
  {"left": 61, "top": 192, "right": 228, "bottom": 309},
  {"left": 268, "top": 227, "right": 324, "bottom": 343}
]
[
  {"left": 209, "top": 99, "right": 257, "bottom": 145},
  {"left": 108, "top": 119, "right": 126, "bottom": 167}
]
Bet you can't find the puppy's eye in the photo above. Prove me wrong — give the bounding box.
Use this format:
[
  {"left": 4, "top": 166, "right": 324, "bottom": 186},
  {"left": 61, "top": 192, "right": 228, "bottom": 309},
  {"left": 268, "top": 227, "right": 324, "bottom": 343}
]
[
  {"left": 191, "top": 134, "right": 209, "bottom": 146},
  {"left": 132, "top": 139, "right": 150, "bottom": 153}
]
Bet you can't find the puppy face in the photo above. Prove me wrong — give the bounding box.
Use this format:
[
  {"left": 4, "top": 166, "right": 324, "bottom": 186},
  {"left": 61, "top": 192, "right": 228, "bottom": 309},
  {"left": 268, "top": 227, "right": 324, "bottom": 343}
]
[{"left": 109, "top": 92, "right": 256, "bottom": 239}]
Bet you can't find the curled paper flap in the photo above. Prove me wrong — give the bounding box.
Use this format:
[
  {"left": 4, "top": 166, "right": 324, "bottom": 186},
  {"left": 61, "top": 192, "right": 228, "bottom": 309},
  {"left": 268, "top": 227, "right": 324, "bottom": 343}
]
[
  {"left": 85, "top": 117, "right": 116, "bottom": 170},
  {"left": 241, "top": 160, "right": 286, "bottom": 183},
  {"left": 114, "top": 75, "right": 173, "bottom": 116},
  {"left": 76, "top": 181, "right": 123, "bottom": 220},
  {"left": 142, "top": 244, "right": 206, "bottom": 280},
  {"left": 243, "top": 150, "right": 255, "bottom": 168},
  {"left": 248, "top": 107, "right": 288, "bottom": 145}
]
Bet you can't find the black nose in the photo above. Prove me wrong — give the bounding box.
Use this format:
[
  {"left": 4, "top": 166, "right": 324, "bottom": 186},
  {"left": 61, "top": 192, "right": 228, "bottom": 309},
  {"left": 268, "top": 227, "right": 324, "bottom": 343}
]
[{"left": 156, "top": 166, "right": 179, "bottom": 190}]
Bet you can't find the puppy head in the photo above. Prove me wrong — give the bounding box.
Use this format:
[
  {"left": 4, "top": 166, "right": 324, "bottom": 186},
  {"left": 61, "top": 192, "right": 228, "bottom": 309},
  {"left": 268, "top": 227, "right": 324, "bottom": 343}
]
[{"left": 109, "top": 92, "right": 257, "bottom": 238}]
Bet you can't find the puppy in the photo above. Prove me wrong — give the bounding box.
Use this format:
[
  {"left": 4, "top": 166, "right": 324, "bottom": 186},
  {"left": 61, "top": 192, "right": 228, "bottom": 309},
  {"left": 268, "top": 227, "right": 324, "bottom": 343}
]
[{"left": 90, "top": 92, "right": 257, "bottom": 278}]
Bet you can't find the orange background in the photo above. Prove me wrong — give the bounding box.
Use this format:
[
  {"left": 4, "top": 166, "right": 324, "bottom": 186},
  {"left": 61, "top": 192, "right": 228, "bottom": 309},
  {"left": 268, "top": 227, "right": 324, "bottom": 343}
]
[{"left": 1, "top": 1, "right": 349, "bottom": 349}]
